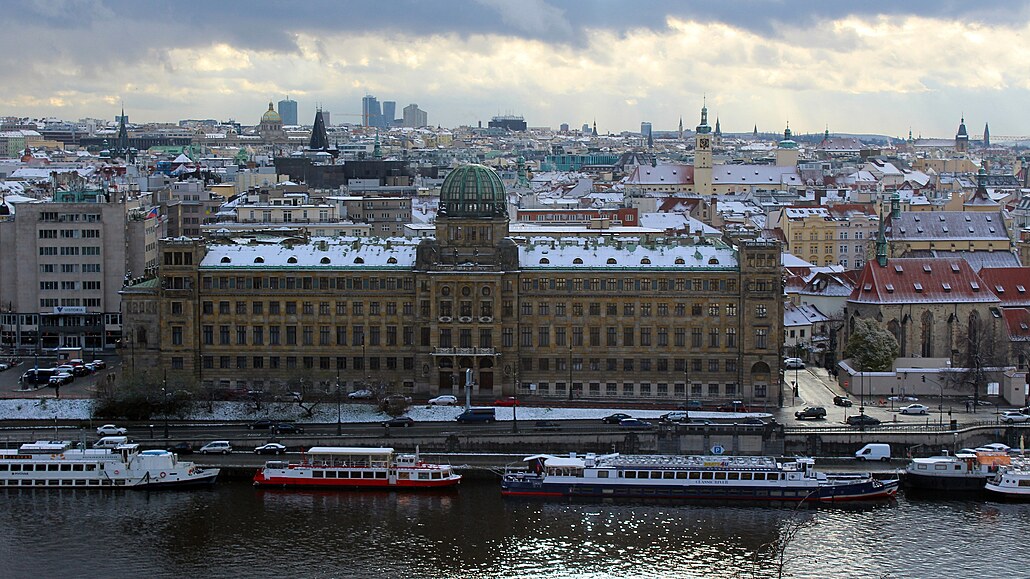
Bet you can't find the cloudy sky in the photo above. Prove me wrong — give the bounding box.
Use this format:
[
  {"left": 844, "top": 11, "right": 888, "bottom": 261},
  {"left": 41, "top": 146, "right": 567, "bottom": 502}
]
[{"left": 3, "top": 0, "right": 1029, "bottom": 137}]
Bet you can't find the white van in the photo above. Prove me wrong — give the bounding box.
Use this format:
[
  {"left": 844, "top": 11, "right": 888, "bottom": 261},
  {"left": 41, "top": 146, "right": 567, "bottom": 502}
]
[
  {"left": 93, "top": 436, "right": 129, "bottom": 449},
  {"left": 855, "top": 443, "right": 891, "bottom": 462}
]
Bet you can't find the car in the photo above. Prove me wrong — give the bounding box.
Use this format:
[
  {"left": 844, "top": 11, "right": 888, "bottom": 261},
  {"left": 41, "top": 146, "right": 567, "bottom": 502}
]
[
  {"left": 678, "top": 400, "right": 704, "bottom": 411},
  {"left": 602, "top": 413, "right": 633, "bottom": 424},
  {"left": 69, "top": 365, "right": 92, "bottom": 377},
  {"left": 717, "top": 401, "right": 749, "bottom": 413},
  {"left": 618, "top": 418, "right": 653, "bottom": 430},
  {"left": 660, "top": 411, "right": 690, "bottom": 423},
  {"left": 493, "top": 397, "right": 520, "bottom": 407},
  {"left": 899, "top": 404, "right": 929, "bottom": 415},
  {"left": 846, "top": 414, "right": 881, "bottom": 427},
  {"left": 977, "top": 442, "right": 1012, "bottom": 453},
  {"left": 833, "top": 396, "right": 854, "bottom": 407},
  {"left": 248, "top": 419, "right": 276, "bottom": 430},
  {"left": 1001, "top": 411, "right": 1030, "bottom": 424},
  {"left": 55, "top": 365, "right": 76, "bottom": 377},
  {"left": 348, "top": 389, "right": 374, "bottom": 400},
  {"left": 271, "top": 422, "right": 304, "bottom": 434},
  {"left": 783, "top": 357, "right": 805, "bottom": 369},
  {"left": 739, "top": 417, "right": 765, "bottom": 425},
  {"left": 198, "top": 441, "right": 232, "bottom": 455},
  {"left": 889, "top": 395, "right": 919, "bottom": 402},
  {"left": 49, "top": 373, "right": 73, "bottom": 386},
  {"left": 383, "top": 416, "right": 415, "bottom": 428},
  {"left": 385, "top": 394, "right": 412, "bottom": 404},
  {"left": 794, "top": 406, "right": 827, "bottom": 420},
  {"left": 91, "top": 359, "right": 106, "bottom": 370},
  {"left": 0, "top": 362, "right": 9, "bottom": 371},
  {"left": 168, "top": 442, "right": 194, "bottom": 455},
  {"left": 96, "top": 424, "right": 127, "bottom": 436},
  {"left": 254, "top": 442, "right": 287, "bottom": 455},
  {"left": 428, "top": 395, "right": 458, "bottom": 406},
  {"left": 533, "top": 420, "right": 562, "bottom": 432}
]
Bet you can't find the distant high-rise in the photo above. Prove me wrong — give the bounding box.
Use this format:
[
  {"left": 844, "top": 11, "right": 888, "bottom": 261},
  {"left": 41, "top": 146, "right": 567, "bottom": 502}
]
[
  {"left": 362, "top": 95, "right": 383, "bottom": 128},
  {"left": 382, "top": 101, "right": 397, "bottom": 127},
  {"left": 559, "top": 123, "right": 569, "bottom": 133},
  {"left": 277, "top": 96, "right": 298, "bottom": 126},
  {"left": 488, "top": 115, "right": 526, "bottom": 132},
  {"left": 321, "top": 110, "right": 331, "bottom": 127},
  {"left": 640, "top": 121, "right": 652, "bottom": 138},
  {"left": 402, "top": 104, "right": 428, "bottom": 128}
]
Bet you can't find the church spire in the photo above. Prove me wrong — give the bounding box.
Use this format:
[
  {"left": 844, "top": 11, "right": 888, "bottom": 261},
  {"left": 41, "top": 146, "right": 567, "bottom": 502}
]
[
  {"left": 983, "top": 122, "right": 991, "bottom": 147},
  {"left": 696, "top": 101, "right": 711, "bottom": 134},
  {"left": 678, "top": 117, "right": 683, "bottom": 140},
  {"left": 714, "top": 117, "right": 721, "bottom": 137},
  {"left": 591, "top": 119, "right": 598, "bottom": 137}
]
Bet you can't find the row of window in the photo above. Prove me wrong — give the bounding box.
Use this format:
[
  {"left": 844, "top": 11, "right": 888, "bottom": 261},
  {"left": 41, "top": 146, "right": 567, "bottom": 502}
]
[
  {"left": 202, "top": 275, "right": 413, "bottom": 291},
  {"left": 38, "top": 246, "right": 101, "bottom": 256},
  {"left": 40, "top": 298, "right": 101, "bottom": 308},
  {"left": 518, "top": 381, "right": 768, "bottom": 398},
  {"left": 194, "top": 355, "right": 416, "bottom": 371},
  {"left": 192, "top": 325, "right": 419, "bottom": 347},
  {"left": 519, "top": 302, "right": 744, "bottom": 318},
  {"left": 38, "top": 229, "right": 101, "bottom": 239},
  {"left": 519, "top": 326, "right": 750, "bottom": 349},
  {"left": 521, "top": 277, "right": 738, "bottom": 293},
  {"left": 198, "top": 300, "right": 416, "bottom": 317},
  {"left": 39, "top": 264, "right": 102, "bottom": 273},
  {"left": 39, "top": 281, "right": 102, "bottom": 291},
  {"left": 520, "top": 357, "right": 738, "bottom": 373}
]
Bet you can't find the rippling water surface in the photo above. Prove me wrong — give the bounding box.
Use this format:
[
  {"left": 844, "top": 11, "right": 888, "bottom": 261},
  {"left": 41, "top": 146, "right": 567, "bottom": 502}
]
[{"left": 1, "top": 482, "right": 1028, "bottom": 578}]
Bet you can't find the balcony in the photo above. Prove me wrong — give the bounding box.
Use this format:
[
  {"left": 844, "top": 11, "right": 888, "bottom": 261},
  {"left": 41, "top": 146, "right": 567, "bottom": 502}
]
[{"left": 432, "top": 347, "right": 497, "bottom": 357}]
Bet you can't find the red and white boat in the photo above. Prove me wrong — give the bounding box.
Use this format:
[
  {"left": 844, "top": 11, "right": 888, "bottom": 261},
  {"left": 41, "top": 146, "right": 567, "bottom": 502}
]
[{"left": 252, "top": 446, "right": 461, "bottom": 489}]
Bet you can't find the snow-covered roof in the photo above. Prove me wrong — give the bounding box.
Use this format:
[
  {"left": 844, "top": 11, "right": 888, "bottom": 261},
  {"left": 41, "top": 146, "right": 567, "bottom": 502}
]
[
  {"left": 199, "top": 237, "right": 418, "bottom": 269},
  {"left": 713, "top": 165, "right": 800, "bottom": 187},
  {"left": 520, "top": 238, "right": 736, "bottom": 270}
]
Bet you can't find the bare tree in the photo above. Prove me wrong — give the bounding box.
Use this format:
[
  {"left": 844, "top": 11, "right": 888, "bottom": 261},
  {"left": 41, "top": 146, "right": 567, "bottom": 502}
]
[
  {"left": 742, "top": 498, "right": 817, "bottom": 579},
  {"left": 951, "top": 312, "right": 1007, "bottom": 412}
]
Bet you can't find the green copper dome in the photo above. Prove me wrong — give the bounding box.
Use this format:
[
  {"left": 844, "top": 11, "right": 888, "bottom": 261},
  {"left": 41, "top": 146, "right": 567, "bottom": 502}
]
[{"left": 439, "top": 164, "right": 507, "bottom": 218}]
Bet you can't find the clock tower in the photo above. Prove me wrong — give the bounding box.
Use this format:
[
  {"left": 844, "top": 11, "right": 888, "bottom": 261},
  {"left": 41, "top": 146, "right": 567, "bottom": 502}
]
[{"left": 694, "top": 102, "right": 713, "bottom": 195}]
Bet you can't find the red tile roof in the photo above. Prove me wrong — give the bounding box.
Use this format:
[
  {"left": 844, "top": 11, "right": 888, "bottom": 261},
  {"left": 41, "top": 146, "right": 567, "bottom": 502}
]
[
  {"left": 1002, "top": 308, "right": 1030, "bottom": 342},
  {"left": 848, "top": 257, "right": 1000, "bottom": 304},
  {"left": 975, "top": 267, "right": 1030, "bottom": 307}
]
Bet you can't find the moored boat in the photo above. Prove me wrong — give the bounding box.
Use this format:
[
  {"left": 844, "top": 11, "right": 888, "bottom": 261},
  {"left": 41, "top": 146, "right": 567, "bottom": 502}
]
[
  {"left": 904, "top": 450, "right": 1010, "bottom": 491},
  {"left": 253, "top": 446, "right": 461, "bottom": 489},
  {"left": 0, "top": 440, "right": 219, "bottom": 489},
  {"left": 985, "top": 459, "right": 1030, "bottom": 500},
  {"left": 501, "top": 453, "right": 899, "bottom": 502}
]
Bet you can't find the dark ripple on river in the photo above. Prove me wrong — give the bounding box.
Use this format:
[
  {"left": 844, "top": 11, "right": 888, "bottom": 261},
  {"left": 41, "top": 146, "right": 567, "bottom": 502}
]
[{"left": 0, "top": 481, "right": 1027, "bottom": 578}]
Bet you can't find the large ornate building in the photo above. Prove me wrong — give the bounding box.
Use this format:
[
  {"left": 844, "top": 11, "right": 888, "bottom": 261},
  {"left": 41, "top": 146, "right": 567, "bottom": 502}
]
[{"left": 122, "top": 165, "right": 784, "bottom": 403}]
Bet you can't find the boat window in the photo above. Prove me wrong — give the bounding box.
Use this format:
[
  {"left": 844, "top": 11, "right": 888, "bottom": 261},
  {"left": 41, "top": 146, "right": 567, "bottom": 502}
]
[
  {"left": 728, "top": 472, "right": 740, "bottom": 480},
  {"left": 313, "top": 471, "right": 324, "bottom": 478},
  {"left": 398, "top": 472, "right": 410, "bottom": 480},
  {"left": 60, "top": 464, "right": 72, "bottom": 471},
  {"left": 597, "top": 471, "right": 609, "bottom": 478},
  {"left": 47, "top": 464, "right": 58, "bottom": 471},
  {"left": 676, "top": 472, "right": 687, "bottom": 479},
  {"left": 418, "top": 472, "right": 429, "bottom": 480},
  {"left": 935, "top": 464, "right": 948, "bottom": 470},
  {"left": 663, "top": 472, "right": 675, "bottom": 480},
  {"left": 714, "top": 472, "right": 727, "bottom": 480},
  {"left": 75, "top": 480, "right": 86, "bottom": 486},
  {"left": 917, "top": 464, "right": 927, "bottom": 470},
  {"left": 689, "top": 472, "right": 701, "bottom": 480},
  {"left": 754, "top": 473, "right": 765, "bottom": 481},
  {"left": 741, "top": 472, "right": 752, "bottom": 480},
  {"left": 647, "top": 471, "right": 658, "bottom": 479},
  {"left": 72, "top": 464, "right": 84, "bottom": 471},
  {"left": 431, "top": 472, "right": 440, "bottom": 479},
  {"left": 86, "top": 464, "right": 96, "bottom": 471},
  {"left": 701, "top": 472, "right": 714, "bottom": 480},
  {"left": 768, "top": 473, "right": 780, "bottom": 481},
  {"left": 0, "top": 464, "right": 7, "bottom": 471},
  {"left": 1020, "top": 480, "right": 1030, "bottom": 487},
  {"left": 954, "top": 465, "right": 962, "bottom": 470},
  {"left": 376, "top": 472, "right": 387, "bottom": 479},
  {"left": 625, "top": 471, "right": 637, "bottom": 479}
]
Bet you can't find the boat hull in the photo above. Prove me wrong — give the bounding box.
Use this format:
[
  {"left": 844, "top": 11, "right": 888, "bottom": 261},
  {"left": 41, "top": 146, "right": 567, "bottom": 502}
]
[
  {"left": 985, "top": 484, "right": 1030, "bottom": 500},
  {"left": 253, "top": 471, "right": 461, "bottom": 489},
  {"left": 501, "top": 477, "right": 898, "bottom": 502},
  {"left": 137, "top": 469, "right": 220, "bottom": 489},
  {"left": 903, "top": 472, "right": 987, "bottom": 492}
]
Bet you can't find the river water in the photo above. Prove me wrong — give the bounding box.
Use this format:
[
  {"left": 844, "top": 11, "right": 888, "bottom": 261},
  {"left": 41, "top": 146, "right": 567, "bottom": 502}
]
[{"left": 1, "top": 481, "right": 1027, "bottom": 578}]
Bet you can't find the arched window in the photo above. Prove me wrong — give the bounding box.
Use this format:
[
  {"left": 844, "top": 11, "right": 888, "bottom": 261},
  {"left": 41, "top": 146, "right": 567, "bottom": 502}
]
[
  {"left": 674, "top": 257, "right": 685, "bottom": 265},
  {"left": 320, "top": 257, "right": 331, "bottom": 264},
  {"left": 287, "top": 256, "right": 298, "bottom": 264},
  {"left": 539, "top": 258, "right": 550, "bottom": 264},
  {"left": 607, "top": 258, "right": 617, "bottom": 265},
  {"left": 573, "top": 258, "right": 583, "bottom": 264},
  {"left": 354, "top": 257, "right": 364, "bottom": 264},
  {"left": 219, "top": 256, "right": 231, "bottom": 263},
  {"left": 387, "top": 257, "right": 398, "bottom": 264},
  {"left": 708, "top": 258, "right": 720, "bottom": 265},
  {"left": 253, "top": 257, "right": 264, "bottom": 263},
  {"left": 640, "top": 258, "right": 651, "bottom": 264}
]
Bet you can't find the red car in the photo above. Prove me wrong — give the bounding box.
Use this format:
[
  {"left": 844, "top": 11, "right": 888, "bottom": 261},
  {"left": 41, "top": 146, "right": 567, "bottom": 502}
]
[{"left": 493, "top": 397, "right": 521, "bottom": 407}]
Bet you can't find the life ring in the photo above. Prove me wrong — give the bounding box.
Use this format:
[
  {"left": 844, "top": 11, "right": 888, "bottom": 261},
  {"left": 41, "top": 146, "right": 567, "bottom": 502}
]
[
  {"left": 160, "top": 472, "right": 167, "bottom": 479},
  {"left": 113, "top": 470, "right": 120, "bottom": 475}
]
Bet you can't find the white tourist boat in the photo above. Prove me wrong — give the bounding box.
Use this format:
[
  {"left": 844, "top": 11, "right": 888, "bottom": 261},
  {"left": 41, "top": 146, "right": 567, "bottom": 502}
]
[
  {"left": 0, "top": 441, "right": 219, "bottom": 489},
  {"left": 502, "top": 453, "right": 899, "bottom": 502},
  {"left": 985, "top": 459, "right": 1030, "bottom": 500},
  {"left": 905, "top": 450, "right": 1010, "bottom": 491},
  {"left": 253, "top": 446, "right": 461, "bottom": 489}
]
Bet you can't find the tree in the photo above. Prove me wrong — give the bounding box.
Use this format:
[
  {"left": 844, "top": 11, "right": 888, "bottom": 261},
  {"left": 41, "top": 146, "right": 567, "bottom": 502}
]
[
  {"left": 951, "top": 312, "right": 1006, "bottom": 411},
  {"left": 843, "top": 318, "right": 899, "bottom": 372}
]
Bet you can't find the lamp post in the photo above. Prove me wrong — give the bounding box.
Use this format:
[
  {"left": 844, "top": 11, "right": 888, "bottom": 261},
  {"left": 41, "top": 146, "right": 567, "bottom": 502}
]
[
  {"left": 161, "top": 371, "right": 169, "bottom": 439},
  {"left": 567, "top": 341, "right": 573, "bottom": 400},
  {"left": 336, "top": 368, "right": 342, "bottom": 436},
  {"left": 922, "top": 375, "right": 945, "bottom": 428},
  {"left": 684, "top": 364, "right": 690, "bottom": 422},
  {"left": 512, "top": 366, "right": 519, "bottom": 434}
]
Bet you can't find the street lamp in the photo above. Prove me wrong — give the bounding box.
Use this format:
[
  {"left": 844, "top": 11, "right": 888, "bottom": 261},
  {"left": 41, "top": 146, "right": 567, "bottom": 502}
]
[
  {"left": 922, "top": 375, "right": 945, "bottom": 428},
  {"left": 161, "top": 371, "right": 169, "bottom": 439},
  {"left": 684, "top": 364, "right": 689, "bottom": 422},
  {"left": 567, "top": 341, "right": 573, "bottom": 400},
  {"left": 512, "top": 366, "right": 519, "bottom": 434},
  {"left": 336, "top": 369, "right": 342, "bottom": 436}
]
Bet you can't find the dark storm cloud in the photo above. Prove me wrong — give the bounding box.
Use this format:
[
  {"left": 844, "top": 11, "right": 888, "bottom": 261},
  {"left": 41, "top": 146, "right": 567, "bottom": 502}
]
[{"left": 8, "top": 0, "right": 1029, "bottom": 57}]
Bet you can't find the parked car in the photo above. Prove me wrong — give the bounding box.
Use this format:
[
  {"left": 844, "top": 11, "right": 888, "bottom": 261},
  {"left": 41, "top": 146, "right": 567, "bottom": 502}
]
[
  {"left": 533, "top": 420, "right": 562, "bottom": 432},
  {"left": 254, "top": 442, "right": 287, "bottom": 455},
  {"left": 69, "top": 364, "right": 92, "bottom": 377},
  {"left": 965, "top": 397, "right": 995, "bottom": 406},
  {"left": 493, "top": 397, "right": 520, "bottom": 407},
  {"left": 977, "top": 442, "right": 1012, "bottom": 453},
  {"left": 0, "top": 362, "right": 9, "bottom": 371},
  {"left": 198, "top": 441, "right": 232, "bottom": 455},
  {"left": 91, "top": 359, "right": 106, "bottom": 370},
  {"left": 739, "top": 417, "right": 765, "bottom": 425},
  {"left": 678, "top": 400, "right": 704, "bottom": 411},
  {"left": 348, "top": 389, "right": 374, "bottom": 400},
  {"left": 271, "top": 422, "right": 304, "bottom": 434},
  {"left": 383, "top": 416, "right": 415, "bottom": 428},
  {"left": 248, "top": 419, "right": 276, "bottom": 430},
  {"left": 168, "top": 442, "right": 194, "bottom": 455},
  {"left": 49, "top": 373, "right": 73, "bottom": 386},
  {"left": 1001, "top": 411, "right": 1030, "bottom": 424},
  {"left": 96, "top": 424, "right": 127, "bottom": 436},
  {"left": 717, "top": 401, "right": 749, "bottom": 413},
  {"left": 602, "top": 413, "right": 633, "bottom": 424},
  {"left": 428, "top": 395, "right": 458, "bottom": 406},
  {"left": 783, "top": 357, "right": 805, "bottom": 369},
  {"left": 900, "top": 404, "right": 929, "bottom": 415},
  {"left": 660, "top": 411, "right": 690, "bottom": 423},
  {"left": 833, "top": 396, "right": 854, "bottom": 407},
  {"left": 846, "top": 414, "right": 881, "bottom": 427},
  {"left": 794, "top": 406, "right": 827, "bottom": 420},
  {"left": 618, "top": 418, "right": 653, "bottom": 430}
]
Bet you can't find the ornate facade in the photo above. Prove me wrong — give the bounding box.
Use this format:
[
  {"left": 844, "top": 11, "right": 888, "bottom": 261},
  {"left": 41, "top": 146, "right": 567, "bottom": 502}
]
[{"left": 123, "top": 165, "right": 784, "bottom": 403}]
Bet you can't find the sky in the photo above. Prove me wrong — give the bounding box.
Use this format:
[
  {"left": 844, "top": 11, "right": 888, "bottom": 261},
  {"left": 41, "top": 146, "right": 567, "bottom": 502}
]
[{"left": 3, "top": 0, "right": 1030, "bottom": 138}]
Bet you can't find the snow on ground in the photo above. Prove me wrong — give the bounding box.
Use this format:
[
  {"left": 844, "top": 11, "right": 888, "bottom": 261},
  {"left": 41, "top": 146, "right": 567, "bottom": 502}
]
[{"left": 0, "top": 399, "right": 769, "bottom": 424}]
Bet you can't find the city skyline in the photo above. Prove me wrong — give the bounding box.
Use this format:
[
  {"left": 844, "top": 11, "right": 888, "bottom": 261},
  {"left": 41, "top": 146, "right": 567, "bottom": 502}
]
[{"left": 2, "top": 1, "right": 1029, "bottom": 137}]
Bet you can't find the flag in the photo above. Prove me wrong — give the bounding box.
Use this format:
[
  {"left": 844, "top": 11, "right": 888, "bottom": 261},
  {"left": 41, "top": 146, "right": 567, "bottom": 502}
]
[{"left": 145, "top": 206, "right": 159, "bottom": 219}]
